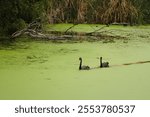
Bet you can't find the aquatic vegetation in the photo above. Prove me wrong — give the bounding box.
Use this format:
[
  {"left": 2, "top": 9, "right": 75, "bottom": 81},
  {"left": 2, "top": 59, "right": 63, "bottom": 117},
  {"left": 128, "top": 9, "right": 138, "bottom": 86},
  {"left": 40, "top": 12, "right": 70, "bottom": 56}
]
[
  {"left": 0, "top": 25, "right": 150, "bottom": 100},
  {"left": 44, "top": 24, "right": 150, "bottom": 41}
]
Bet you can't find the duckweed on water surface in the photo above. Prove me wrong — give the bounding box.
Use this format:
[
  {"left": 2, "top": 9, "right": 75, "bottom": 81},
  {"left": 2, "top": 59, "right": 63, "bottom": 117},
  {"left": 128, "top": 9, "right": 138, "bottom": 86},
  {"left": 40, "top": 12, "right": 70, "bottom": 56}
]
[{"left": 0, "top": 25, "right": 150, "bottom": 99}]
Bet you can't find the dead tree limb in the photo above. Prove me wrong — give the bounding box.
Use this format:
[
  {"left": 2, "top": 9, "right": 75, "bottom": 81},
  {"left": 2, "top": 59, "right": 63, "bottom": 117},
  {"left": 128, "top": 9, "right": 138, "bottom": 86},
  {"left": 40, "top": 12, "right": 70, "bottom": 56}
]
[
  {"left": 64, "top": 24, "right": 78, "bottom": 33},
  {"left": 86, "top": 25, "right": 107, "bottom": 35},
  {"left": 11, "top": 18, "right": 125, "bottom": 40}
]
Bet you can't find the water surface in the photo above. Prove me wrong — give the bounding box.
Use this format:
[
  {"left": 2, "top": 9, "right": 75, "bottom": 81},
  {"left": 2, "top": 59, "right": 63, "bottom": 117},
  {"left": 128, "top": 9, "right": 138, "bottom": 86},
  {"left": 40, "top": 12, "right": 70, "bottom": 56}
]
[{"left": 0, "top": 37, "right": 150, "bottom": 100}]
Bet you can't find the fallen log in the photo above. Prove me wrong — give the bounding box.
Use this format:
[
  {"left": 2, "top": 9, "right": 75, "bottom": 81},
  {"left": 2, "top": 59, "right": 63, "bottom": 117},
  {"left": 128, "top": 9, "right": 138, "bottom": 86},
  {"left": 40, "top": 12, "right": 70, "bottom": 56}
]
[{"left": 11, "top": 19, "right": 125, "bottom": 40}]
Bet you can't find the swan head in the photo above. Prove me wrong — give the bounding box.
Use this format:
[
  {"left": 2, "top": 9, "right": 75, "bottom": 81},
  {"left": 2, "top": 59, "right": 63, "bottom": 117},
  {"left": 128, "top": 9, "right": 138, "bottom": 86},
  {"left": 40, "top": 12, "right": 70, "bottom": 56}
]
[{"left": 79, "top": 57, "right": 82, "bottom": 61}]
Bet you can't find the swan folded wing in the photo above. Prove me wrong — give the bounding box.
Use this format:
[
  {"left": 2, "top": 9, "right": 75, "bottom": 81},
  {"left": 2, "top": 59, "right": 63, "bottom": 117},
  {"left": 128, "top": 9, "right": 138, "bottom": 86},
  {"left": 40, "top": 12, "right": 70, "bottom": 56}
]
[
  {"left": 81, "top": 65, "right": 90, "bottom": 70},
  {"left": 102, "top": 62, "right": 109, "bottom": 67}
]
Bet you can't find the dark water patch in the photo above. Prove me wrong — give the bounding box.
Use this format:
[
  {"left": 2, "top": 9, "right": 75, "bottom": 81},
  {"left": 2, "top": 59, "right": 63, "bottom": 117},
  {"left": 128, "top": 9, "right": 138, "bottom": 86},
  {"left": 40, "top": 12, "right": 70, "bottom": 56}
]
[
  {"left": 26, "top": 55, "right": 48, "bottom": 64},
  {"left": 71, "top": 49, "right": 78, "bottom": 52},
  {"left": 65, "top": 40, "right": 79, "bottom": 43},
  {"left": 59, "top": 48, "right": 79, "bottom": 54},
  {"left": 39, "top": 59, "right": 48, "bottom": 63},
  {"left": 0, "top": 37, "right": 16, "bottom": 49},
  {"left": 51, "top": 40, "right": 64, "bottom": 43},
  {"left": 50, "top": 39, "right": 80, "bottom": 44},
  {"left": 45, "top": 78, "right": 51, "bottom": 81},
  {"left": 138, "top": 35, "right": 149, "bottom": 38},
  {"left": 26, "top": 55, "right": 37, "bottom": 59},
  {"left": 0, "top": 38, "right": 30, "bottom": 50},
  {"left": 59, "top": 48, "right": 70, "bottom": 54},
  {"left": 123, "top": 40, "right": 128, "bottom": 43},
  {"left": 103, "top": 39, "right": 115, "bottom": 43}
]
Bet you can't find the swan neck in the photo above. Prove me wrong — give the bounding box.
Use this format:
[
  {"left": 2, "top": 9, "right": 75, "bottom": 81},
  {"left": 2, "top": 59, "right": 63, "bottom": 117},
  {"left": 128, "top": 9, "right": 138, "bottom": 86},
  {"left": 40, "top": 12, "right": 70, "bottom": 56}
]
[
  {"left": 79, "top": 59, "right": 82, "bottom": 70},
  {"left": 100, "top": 58, "right": 102, "bottom": 67}
]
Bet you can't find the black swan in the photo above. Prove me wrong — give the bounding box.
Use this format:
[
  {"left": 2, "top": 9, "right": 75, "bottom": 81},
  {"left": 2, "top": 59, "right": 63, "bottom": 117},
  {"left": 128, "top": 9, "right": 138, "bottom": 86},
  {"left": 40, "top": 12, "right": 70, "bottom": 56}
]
[
  {"left": 100, "top": 57, "right": 109, "bottom": 68},
  {"left": 79, "top": 57, "right": 90, "bottom": 70}
]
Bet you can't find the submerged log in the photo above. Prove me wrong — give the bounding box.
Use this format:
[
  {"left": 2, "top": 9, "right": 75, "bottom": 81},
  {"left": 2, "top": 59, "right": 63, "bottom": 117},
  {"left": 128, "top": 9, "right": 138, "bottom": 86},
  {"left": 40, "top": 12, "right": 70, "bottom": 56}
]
[
  {"left": 11, "top": 19, "right": 124, "bottom": 40},
  {"left": 11, "top": 19, "right": 75, "bottom": 40},
  {"left": 11, "top": 28, "right": 76, "bottom": 40}
]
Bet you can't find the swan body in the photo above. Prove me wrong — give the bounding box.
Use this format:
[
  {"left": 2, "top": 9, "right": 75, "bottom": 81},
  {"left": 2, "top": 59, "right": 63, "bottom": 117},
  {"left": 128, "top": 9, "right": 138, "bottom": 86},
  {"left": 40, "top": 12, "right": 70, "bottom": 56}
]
[
  {"left": 100, "top": 57, "right": 109, "bottom": 68},
  {"left": 79, "top": 57, "right": 90, "bottom": 70}
]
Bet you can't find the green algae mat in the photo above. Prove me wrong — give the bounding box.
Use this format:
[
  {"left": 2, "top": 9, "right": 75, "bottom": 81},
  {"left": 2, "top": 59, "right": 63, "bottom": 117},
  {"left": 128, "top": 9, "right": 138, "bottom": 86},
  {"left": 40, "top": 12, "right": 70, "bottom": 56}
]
[{"left": 0, "top": 25, "right": 150, "bottom": 100}]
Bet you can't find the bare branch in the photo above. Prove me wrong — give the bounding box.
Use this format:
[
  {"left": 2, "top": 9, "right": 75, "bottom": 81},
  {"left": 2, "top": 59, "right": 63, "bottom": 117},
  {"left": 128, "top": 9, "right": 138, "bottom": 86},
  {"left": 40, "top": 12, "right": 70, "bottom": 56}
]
[{"left": 64, "top": 24, "right": 78, "bottom": 33}]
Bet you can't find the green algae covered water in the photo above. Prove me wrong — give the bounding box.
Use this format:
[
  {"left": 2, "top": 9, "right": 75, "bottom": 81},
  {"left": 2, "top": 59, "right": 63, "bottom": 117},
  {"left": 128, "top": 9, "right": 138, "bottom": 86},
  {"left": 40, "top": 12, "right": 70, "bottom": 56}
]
[
  {"left": 0, "top": 39, "right": 150, "bottom": 100},
  {"left": 0, "top": 25, "right": 150, "bottom": 100}
]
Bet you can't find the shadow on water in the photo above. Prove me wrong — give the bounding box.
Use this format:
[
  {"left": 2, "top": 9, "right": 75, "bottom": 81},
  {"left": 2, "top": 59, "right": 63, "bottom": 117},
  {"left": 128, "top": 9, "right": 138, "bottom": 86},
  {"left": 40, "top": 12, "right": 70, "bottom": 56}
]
[
  {"left": 0, "top": 37, "right": 15, "bottom": 48},
  {"left": 88, "top": 60, "right": 150, "bottom": 70},
  {"left": 111, "top": 60, "right": 150, "bottom": 68},
  {"left": 0, "top": 37, "right": 31, "bottom": 50},
  {"left": 122, "top": 60, "right": 150, "bottom": 66}
]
